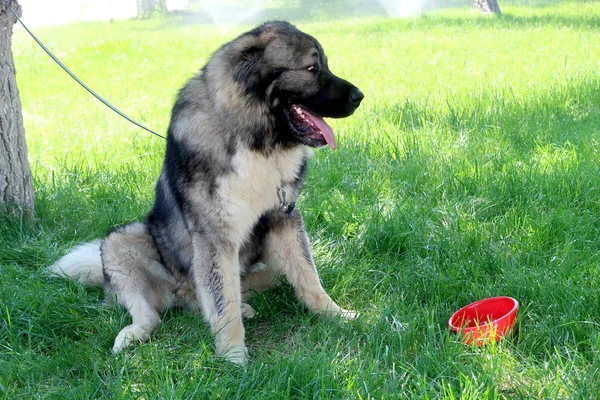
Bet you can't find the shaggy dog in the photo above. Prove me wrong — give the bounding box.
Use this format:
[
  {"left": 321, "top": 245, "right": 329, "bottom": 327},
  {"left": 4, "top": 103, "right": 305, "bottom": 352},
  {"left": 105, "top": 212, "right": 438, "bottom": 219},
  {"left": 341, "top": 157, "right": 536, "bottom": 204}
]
[{"left": 50, "top": 21, "right": 363, "bottom": 365}]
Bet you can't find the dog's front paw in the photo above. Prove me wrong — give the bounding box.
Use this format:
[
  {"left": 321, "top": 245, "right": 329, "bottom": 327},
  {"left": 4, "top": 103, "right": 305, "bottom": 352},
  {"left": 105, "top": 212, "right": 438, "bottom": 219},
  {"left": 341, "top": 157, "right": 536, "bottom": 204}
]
[
  {"left": 217, "top": 344, "right": 248, "bottom": 366},
  {"left": 112, "top": 332, "right": 131, "bottom": 353},
  {"left": 112, "top": 324, "right": 153, "bottom": 353}
]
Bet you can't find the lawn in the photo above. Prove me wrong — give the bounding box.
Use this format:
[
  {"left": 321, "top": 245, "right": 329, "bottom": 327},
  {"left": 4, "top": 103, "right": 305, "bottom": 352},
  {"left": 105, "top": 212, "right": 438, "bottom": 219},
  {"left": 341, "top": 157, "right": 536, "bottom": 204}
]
[{"left": 3, "top": 1, "right": 600, "bottom": 398}]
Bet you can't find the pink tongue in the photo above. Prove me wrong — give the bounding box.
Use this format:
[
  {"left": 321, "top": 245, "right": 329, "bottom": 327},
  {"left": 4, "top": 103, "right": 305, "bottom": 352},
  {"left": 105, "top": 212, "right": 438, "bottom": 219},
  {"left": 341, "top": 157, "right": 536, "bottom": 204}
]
[{"left": 303, "top": 110, "right": 337, "bottom": 150}]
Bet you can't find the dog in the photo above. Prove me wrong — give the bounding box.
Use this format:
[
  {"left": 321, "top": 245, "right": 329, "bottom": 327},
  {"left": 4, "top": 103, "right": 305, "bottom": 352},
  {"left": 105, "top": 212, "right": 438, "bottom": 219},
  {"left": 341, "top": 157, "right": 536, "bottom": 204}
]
[{"left": 49, "top": 21, "right": 364, "bottom": 365}]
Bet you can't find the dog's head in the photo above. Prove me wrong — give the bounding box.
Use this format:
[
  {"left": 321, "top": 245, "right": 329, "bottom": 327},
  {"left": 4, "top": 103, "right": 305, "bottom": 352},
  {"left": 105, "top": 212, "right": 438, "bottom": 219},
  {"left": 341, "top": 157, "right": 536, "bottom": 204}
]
[{"left": 230, "top": 21, "right": 364, "bottom": 150}]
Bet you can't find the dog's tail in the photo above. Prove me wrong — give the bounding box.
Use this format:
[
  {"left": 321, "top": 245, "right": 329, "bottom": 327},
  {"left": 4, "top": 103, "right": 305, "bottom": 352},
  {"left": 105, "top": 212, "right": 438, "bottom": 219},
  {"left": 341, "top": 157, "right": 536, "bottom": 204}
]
[{"left": 48, "top": 240, "right": 104, "bottom": 286}]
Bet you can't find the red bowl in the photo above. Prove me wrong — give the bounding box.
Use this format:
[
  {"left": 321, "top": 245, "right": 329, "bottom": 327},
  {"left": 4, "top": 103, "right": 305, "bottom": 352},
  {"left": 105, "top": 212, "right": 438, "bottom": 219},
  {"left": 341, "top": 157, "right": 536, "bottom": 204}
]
[{"left": 448, "top": 296, "right": 519, "bottom": 345}]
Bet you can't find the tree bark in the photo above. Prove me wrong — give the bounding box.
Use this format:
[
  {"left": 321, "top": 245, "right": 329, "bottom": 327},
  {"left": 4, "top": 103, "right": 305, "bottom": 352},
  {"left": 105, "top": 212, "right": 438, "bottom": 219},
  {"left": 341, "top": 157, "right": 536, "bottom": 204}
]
[
  {"left": 155, "top": 0, "right": 167, "bottom": 14},
  {"left": 137, "top": 0, "right": 156, "bottom": 17},
  {"left": 137, "top": 0, "right": 167, "bottom": 17},
  {"left": 0, "top": 0, "right": 35, "bottom": 219},
  {"left": 474, "top": 0, "right": 501, "bottom": 15}
]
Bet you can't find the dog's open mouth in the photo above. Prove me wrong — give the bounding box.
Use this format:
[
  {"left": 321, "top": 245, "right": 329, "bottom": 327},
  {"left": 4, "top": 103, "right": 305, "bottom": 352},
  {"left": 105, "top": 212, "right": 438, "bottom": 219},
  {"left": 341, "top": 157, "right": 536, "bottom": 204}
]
[{"left": 287, "top": 105, "right": 337, "bottom": 150}]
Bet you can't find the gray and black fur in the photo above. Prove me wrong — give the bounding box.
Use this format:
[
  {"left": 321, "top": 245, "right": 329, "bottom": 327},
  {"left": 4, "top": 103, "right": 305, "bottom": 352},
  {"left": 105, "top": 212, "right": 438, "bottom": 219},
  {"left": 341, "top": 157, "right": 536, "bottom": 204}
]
[{"left": 49, "top": 21, "right": 363, "bottom": 365}]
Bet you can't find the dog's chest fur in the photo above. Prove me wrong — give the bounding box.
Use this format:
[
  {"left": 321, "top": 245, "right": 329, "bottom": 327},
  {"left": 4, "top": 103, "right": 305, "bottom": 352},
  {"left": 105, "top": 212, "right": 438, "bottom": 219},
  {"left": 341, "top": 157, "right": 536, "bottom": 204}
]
[{"left": 216, "top": 146, "right": 309, "bottom": 235}]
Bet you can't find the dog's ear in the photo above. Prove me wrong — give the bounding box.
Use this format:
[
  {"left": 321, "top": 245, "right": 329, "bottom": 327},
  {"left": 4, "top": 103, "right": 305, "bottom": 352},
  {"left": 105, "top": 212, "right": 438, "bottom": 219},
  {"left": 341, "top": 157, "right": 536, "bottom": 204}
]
[{"left": 234, "top": 46, "right": 264, "bottom": 95}]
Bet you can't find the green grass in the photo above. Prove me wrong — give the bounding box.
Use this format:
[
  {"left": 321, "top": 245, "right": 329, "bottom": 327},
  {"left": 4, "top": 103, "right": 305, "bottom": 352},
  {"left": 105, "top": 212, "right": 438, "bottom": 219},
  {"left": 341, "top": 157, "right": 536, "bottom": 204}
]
[{"left": 3, "top": 1, "right": 600, "bottom": 398}]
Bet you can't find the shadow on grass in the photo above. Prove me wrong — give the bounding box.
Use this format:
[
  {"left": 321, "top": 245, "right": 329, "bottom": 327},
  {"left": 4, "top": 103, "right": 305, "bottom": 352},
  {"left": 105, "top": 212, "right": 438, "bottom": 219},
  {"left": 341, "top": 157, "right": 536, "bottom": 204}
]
[{"left": 0, "top": 164, "right": 153, "bottom": 269}]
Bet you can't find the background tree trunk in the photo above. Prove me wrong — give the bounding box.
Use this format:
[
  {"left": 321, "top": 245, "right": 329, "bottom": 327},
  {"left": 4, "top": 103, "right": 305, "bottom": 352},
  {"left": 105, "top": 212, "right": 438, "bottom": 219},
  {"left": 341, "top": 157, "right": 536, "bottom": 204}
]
[
  {"left": 475, "top": 0, "right": 501, "bottom": 15},
  {"left": 137, "top": 0, "right": 167, "bottom": 17},
  {"left": 137, "top": 0, "right": 156, "bottom": 17},
  {"left": 155, "top": 0, "right": 167, "bottom": 14},
  {"left": 0, "top": 0, "right": 35, "bottom": 219}
]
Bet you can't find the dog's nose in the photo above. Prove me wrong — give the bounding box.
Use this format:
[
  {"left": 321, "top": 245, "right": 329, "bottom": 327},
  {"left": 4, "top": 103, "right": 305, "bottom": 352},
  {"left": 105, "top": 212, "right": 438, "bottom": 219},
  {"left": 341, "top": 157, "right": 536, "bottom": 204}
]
[{"left": 350, "top": 88, "right": 364, "bottom": 106}]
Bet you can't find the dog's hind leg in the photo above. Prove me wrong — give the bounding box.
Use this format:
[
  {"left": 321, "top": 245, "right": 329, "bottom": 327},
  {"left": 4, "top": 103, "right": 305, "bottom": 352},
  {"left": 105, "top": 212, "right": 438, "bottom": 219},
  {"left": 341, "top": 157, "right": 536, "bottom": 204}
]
[
  {"left": 102, "top": 223, "right": 177, "bottom": 352},
  {"left": 262, "top": 211, "right": 358, "bottom": 320},
  {"left": 111, "top": 294, "right": 161, "bottom": 353}
]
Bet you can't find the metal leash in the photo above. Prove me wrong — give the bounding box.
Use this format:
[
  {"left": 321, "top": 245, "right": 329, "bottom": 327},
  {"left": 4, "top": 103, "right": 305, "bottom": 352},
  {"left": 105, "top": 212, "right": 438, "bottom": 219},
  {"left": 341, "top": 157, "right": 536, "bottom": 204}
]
[{"left": 1, "top": 0, "right": 166, "bottom": 140}]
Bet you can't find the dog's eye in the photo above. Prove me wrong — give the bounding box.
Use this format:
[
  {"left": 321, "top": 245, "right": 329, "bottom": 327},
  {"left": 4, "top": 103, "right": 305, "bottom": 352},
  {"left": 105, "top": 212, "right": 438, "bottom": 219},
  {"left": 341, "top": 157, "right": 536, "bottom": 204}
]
[{"left": 307, "top": 65, "right": 316, "bottom": 73}]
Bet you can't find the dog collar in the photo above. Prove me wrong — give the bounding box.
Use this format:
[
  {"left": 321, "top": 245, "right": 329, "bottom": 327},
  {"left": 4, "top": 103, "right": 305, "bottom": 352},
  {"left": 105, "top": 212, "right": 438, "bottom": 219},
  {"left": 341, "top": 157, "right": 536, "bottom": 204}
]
[{"left": 277, "top": 187, "right": 295, "bottom": 214}]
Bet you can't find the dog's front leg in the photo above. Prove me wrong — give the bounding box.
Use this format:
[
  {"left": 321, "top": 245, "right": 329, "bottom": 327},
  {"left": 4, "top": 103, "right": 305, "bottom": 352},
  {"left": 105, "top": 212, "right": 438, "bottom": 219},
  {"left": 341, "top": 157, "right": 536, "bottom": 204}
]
[
  {"left": 191, "top": 233, "right": 247, "bottom": 365},
  {"left": 263, "top": 211, "right": 357, "bottom": 320}
]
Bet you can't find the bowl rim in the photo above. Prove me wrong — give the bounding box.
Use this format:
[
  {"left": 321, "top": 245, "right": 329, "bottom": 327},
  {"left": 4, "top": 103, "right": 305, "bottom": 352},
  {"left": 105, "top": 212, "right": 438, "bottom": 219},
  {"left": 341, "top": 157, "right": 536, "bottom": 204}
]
[{"left": 448, "top": 296, "right": 519, "bottom": 331}]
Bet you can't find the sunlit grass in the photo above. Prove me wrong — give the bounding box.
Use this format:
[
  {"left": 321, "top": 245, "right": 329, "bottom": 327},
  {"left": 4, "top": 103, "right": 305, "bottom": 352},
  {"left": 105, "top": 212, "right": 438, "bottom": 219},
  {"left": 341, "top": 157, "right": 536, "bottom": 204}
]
[{"left": 3, "top": 1, "right": 600, "bottom": 398}]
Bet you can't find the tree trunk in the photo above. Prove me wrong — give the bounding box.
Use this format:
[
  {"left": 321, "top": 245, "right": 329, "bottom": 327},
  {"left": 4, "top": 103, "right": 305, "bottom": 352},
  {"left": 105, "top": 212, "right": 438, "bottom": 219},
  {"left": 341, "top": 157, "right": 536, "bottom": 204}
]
[
  {"left": 474, "top": 0, "right": 501, "bottom": 15},
  {"left": 137, "top": 0, "right": 162, "bottom": 17},
  {"left": 0, "top": 0, "right": 34, "bottom": 219},
  {"left": 137, "top": 0, "right": 154, "bottom": 17},
  {"left": 156, "top": 0, "right": 167, "bottom": 14}
]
